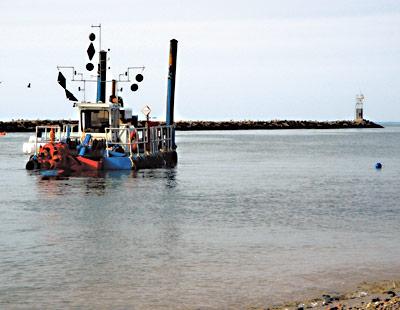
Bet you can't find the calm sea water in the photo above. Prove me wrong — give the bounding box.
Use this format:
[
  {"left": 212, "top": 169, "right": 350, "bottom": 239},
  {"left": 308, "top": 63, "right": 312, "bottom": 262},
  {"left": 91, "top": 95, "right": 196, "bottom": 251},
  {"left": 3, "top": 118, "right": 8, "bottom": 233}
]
[{"left": 1, "top": 127, "right": 400, "bottom": 309}]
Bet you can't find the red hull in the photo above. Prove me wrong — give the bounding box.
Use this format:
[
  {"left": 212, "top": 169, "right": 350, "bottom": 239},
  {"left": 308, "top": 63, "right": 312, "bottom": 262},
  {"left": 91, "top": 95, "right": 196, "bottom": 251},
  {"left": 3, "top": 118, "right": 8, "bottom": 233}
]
[{"left": 76, "top": 156, "right": 102, "bottom": 170}]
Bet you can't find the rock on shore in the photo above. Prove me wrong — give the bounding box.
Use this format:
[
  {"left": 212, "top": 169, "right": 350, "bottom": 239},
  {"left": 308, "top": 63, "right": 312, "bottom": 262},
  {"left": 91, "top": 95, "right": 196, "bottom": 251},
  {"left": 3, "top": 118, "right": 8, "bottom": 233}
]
[
  {"left": 262, "top": 280, "right": 400, "bottom": 310},
  {"left": 0, "top": 119, "right": 383, "bottom": 132}
]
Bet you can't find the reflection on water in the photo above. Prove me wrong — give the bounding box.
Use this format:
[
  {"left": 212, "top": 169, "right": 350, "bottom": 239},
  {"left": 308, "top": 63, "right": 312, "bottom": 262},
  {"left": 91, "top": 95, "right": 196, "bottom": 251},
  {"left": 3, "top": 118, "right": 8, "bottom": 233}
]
[
  {"left": 36, "top": 168, "right": 177, "bottom": 197},
  {"left": 1, "top": 130, "right": 400, "bottom": 308}
]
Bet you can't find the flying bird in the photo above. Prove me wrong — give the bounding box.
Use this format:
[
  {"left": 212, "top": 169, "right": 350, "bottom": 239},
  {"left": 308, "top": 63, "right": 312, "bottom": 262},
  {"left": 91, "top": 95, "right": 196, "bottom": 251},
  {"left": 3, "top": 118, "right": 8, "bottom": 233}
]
[{"left": 27, "top": 83, "right": 31, "bottom": 88}]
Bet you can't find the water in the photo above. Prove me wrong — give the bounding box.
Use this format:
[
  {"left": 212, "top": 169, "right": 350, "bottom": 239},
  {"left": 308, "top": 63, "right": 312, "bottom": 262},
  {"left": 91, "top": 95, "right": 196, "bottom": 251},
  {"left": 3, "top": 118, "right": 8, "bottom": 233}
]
[{"left": 1, "top": 128, "right": 400, "bottom": 308}]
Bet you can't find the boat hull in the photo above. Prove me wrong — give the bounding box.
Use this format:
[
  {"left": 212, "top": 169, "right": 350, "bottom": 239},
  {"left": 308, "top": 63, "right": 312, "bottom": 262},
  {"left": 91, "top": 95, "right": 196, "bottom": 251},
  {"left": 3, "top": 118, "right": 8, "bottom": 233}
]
[
  {"left": 26, "top": 146, "right": 178, "bottom": 172},
  {"left": 103, "top": 157, "right": 132, "bottom": 170}
]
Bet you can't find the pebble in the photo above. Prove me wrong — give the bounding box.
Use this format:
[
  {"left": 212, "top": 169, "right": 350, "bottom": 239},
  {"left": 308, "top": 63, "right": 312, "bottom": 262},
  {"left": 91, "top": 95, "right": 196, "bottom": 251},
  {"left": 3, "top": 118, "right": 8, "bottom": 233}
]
[
  {"left": 322, "top": 294, "right": 333, "bottom": 305},
  {"left": 310, "top": 301, "right": 318, "bottom": 307},
  {"left": 359, "top": 292, "right": 368, "bottom": 297},
  {"left": 297, "top": 303, "right": 305, "bottom": 310}
]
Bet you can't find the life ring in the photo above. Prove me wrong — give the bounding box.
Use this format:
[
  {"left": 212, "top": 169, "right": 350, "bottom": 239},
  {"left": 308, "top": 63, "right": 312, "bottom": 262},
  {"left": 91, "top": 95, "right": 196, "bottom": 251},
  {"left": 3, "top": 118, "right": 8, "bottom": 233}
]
[{"left": 130, "top": 129, "right": 138, "bottom": 153}]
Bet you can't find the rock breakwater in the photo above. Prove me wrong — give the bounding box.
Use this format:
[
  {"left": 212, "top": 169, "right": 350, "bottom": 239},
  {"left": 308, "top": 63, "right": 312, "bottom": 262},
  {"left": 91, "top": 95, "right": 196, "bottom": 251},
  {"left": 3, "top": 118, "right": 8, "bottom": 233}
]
[
  {"left": 0, "top": 119, "right": 383, "bottom": 132},
  {"left": 0, "top": 120, "right": 78, "bottom": 132},
  {"left": 174, "top": 119, "right": 383, "bottom": 131}
]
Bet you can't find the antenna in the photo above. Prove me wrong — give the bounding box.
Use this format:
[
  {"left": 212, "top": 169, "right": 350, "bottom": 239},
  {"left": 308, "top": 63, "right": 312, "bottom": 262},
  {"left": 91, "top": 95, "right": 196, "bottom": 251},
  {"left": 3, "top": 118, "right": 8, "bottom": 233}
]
[
  {"left": 91, "top": 24, "right": 102, "bottom": 51},
  {"left": 86, "top": 28, "right": 97, "bottom": 72},
  {"left": 57, "top": 25, "right": 146, "bottom": 104}
]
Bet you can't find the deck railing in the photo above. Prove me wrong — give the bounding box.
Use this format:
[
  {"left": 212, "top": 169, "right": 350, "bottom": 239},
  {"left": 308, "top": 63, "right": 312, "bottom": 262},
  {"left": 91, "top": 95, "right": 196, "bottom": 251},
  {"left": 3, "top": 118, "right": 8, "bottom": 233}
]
[
  {"left": 34, "top": 125, "right": 62, "bottom": 155},
  {"left": 104, "top": 125, "right": 174, "bottom": 157},
  {"left": 149, "top": 125, "right": 173, "bottom": 154},
  {"left": 105, "top": 127, "right": 135, "bottom": 157},
  {"left": 31, "top": 124, "right": 174, "bottom": 157}
]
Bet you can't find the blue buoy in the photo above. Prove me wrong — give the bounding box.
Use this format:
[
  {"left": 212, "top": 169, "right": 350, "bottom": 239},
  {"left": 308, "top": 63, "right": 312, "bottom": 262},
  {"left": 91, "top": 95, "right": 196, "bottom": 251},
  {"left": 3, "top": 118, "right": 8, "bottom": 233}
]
[{"left": 375, "top": 162, "right": 382, "bottom": 169}]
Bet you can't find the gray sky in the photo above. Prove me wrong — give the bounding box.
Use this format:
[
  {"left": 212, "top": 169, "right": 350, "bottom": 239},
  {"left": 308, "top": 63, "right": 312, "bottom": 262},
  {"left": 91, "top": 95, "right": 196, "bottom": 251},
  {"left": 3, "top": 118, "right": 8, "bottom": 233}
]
[{"left": 0, "top": 0, "right": 399, "bottom": 121}]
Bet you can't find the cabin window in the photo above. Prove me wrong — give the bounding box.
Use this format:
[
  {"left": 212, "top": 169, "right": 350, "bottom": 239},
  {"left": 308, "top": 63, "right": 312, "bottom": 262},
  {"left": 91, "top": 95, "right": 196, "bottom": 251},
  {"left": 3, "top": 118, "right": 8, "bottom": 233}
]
[{"left": 81, "top": 110, "right": 109, "bottom": 133}]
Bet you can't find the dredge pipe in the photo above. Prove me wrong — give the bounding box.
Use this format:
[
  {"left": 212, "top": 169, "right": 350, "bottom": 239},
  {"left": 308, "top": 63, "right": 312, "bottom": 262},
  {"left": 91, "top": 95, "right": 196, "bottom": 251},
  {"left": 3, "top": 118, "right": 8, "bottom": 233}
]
[{"left": 166, "top": 39, "right": 178, "bottom": 148}]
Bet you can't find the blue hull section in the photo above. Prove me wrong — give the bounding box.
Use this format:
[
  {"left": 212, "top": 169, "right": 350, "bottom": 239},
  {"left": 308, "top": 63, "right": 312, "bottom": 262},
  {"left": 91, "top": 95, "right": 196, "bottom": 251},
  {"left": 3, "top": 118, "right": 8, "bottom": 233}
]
[
  {"left": 103, "top": 157, "right": 132, "bottom": 170},
  {"left": 41, "top": 169, "right": 62, "bottom": 177},
  {"left": 108, "top": 150, "right": 127, "bottom": 157}
]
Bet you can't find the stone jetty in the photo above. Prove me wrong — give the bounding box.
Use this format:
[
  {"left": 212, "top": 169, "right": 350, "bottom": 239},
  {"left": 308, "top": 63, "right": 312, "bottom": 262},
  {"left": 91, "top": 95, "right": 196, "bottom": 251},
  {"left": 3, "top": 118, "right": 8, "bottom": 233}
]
[
  {"left": 0, "top": 120, "right": 78, "bottom": 132},
  {"left": 0, "top": 119, "right": 383, "bottom": 132},
  {"left": 174, "top": 119, "right": 383, "bottom": 130}
]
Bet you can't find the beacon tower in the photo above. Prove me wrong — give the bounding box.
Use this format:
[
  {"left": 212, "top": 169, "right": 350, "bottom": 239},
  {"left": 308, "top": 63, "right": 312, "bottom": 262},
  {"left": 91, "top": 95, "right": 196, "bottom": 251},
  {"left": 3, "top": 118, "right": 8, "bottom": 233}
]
[{"left": 355, "top": 94, "right": 364, "bottom": 122}]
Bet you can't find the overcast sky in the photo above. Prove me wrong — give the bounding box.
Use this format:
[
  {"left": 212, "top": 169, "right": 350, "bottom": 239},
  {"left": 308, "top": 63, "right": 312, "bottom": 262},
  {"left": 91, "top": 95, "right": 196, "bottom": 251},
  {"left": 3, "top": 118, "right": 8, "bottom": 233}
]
[{"left": 0, "top": 0, "right": 399, "bottom": 121}]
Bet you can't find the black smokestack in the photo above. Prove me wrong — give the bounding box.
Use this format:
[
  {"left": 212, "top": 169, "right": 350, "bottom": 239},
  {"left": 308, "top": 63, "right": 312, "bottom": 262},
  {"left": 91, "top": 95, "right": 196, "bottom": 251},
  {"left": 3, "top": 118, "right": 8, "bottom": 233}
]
[{"left": 98, "top": 50, "right": 107, "bottom": 103}]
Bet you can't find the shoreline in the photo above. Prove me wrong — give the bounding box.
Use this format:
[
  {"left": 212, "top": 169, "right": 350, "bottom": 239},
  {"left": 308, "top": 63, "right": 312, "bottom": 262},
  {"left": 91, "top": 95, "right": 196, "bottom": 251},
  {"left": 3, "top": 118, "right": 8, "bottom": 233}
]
[
  {"left": 0, "top": 119, "right": 383, "bottom": 132},
  {"left": 264, "top": 279, "right": 400, "bottom": 310}
]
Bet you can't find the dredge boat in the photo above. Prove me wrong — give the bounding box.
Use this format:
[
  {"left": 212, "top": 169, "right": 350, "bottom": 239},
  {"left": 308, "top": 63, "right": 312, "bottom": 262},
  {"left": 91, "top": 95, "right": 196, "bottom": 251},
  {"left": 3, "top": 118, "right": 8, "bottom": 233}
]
[{"left": 25, "top": 26, "right": 178, "bottom": 174}]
